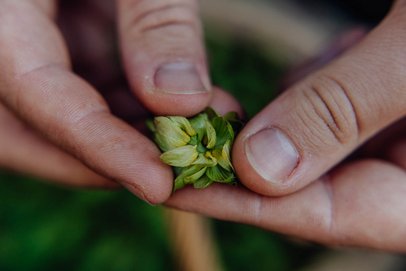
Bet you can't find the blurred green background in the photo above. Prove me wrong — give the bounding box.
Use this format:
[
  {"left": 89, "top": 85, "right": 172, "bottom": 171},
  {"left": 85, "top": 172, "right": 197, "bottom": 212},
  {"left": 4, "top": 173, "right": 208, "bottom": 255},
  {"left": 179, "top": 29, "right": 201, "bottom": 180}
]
[{"left": 0, "top": 34, "right": 325, "bottom": 271}]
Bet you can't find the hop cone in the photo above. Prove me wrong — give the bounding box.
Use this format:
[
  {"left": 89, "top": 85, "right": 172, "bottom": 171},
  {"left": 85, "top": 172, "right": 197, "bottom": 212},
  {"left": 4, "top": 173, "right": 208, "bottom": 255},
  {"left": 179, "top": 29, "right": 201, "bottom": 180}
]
[{"left": 147, "top": 108, "right": 241, "bottom": 191}]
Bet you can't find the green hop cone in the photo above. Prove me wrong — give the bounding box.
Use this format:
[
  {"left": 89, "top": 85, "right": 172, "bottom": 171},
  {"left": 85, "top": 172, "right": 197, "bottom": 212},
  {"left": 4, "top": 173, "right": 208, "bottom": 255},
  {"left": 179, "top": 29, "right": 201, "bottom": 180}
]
[{"left": 147, "top": 108, "right": 242, "bottom": 191}]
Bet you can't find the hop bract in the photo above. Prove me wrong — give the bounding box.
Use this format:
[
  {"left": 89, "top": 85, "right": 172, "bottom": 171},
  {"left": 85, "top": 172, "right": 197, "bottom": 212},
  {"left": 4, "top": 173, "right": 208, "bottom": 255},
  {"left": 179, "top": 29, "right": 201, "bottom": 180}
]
[{"left": 148, "top": 108, "right": 241, "bottom": 190}]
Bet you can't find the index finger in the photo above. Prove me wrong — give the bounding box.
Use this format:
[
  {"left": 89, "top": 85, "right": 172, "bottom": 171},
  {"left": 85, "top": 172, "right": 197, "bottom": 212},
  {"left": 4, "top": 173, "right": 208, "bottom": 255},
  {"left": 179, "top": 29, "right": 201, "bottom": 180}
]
[{"left": 0, "top": 1, "right": 172, "bottom": 203}]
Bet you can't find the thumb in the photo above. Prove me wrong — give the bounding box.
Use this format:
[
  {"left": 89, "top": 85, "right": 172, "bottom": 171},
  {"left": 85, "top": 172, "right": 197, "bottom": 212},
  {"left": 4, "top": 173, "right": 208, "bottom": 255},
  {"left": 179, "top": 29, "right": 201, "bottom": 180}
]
[
  {"left": 116, "top": 0, "right": 211, "bottom": 116},
  {"left": 233, "top": 2, "right": 406, "bottom": 196}
]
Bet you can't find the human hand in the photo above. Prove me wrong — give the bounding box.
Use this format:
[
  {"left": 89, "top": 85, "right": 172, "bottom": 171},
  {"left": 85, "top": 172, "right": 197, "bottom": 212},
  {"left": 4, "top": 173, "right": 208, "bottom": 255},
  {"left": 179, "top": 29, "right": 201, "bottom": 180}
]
[
  {"left": 0, "top": 0, "right": 241, "bottom": 203},
  {"left": 168, "top": 1, "right": 406, "bottom": 251}
]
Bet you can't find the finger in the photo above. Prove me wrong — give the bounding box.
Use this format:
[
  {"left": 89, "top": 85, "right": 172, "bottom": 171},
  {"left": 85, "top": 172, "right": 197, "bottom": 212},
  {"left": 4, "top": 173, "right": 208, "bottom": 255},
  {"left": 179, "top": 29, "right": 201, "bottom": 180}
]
[
  {"left": 232, "top": 4, "right": 406, "bottom": 196},
  {"left": 208, "top": 87, "right": 244, "bottom": 117},
  {"left": 0, "top": 103, "right": 116, "bottom": 188},
  {"left": 280, "top": 26, "right": 368, "bottom": 89},
  {"left": 167, "top": 160, "right": 406, "bottom": 251},
  {"left": 0, "top": 1, "right": 172, "bottom": 203},
  {"left": 107, "top": 86, "right": 243, "bottom": 126},
  {"left": 104, "top": 86, "right": 243, "bottom": 137},
  {"left": 116, "top": 0, "right": 212, "bottom": 116}
]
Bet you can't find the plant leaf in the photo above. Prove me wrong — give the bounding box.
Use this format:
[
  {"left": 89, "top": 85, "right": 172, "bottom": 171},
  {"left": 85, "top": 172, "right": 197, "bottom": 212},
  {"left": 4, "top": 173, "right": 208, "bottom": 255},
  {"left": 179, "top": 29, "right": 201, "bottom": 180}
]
[
  {"left": 184, "top": 167, "right": 207, "bottom": 184},
  {"left": 154, "top": 117, "right": 190, "bottom": 151},
  {"left": 221, "top": 140, "right": 233, "bottom": 170},
  {"left": 160, "top": 145, "right": 198, "bottom": 167},
  {"left": 211, "top": 117, "right": 234, "bottom": 148},
  {"left": 149, "top": 107, "right": 242, "bottom": 190},
  {"left": 169, "top": 116, "right": 196, "bottom": 136},
  {"left": 224, "top": 112, "right": 244, "bottom": 132},
  {"left": 193, "top": 176, "right": 213, "bottom": 189},
  {"left": 212, "top": 140, "right": 232, "bottom": 171},
  {"left": 206, "top": 165, "right": 234, "bottom": 183},
  {"left": 192, "top": 153, "right": 217, "bottom": 167},
  {"left": 174, "top": 165, "right": 205, "bottom": 191},
  {"left": 205, "top": 121, "right": 216, "bottom": 149},
  {"left": 189, "top": 113, "right": 208, "bottom": 142},
  {"left": 223, "top": 112, "right": 239, "bottom": 122},
  {"left": 174, "top": 177, "right": 186, "bottom": 191},
  {"left": 204, "top": 107, "right": 219, "bottom": 120},
  {"left": 146, "top": 119, "right": 156, "bottom": 132}
]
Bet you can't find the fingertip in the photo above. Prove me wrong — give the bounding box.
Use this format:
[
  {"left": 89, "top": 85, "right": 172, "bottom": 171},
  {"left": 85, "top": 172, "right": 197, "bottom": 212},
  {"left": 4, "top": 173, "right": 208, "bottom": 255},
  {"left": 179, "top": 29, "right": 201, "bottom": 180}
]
[
  {"left": 123, "top": 53, "right": 213, "bottom": 116},
  {"left": 209, "top": 87, "right": 244, "bottom": 118},
  {"left": 118, "top": 142, "right": 174, "bottom": 204},
  {"left": 142, "top": 161, "right": 174, "bottom": 204},
  {"left": 122, "top": 177, "right": 173, "bottom": 205},
  {"left": 123, "top": 54, "right": 212, "bottom": 117},
  {"left": 137, "top": 89, "right": 212, "bottom": 117},
  {"left": 232, "top": 126, "right": 302, "bottom": 197},
  {"left": 116, "top": 0, "right": 211, "bottom": 117},
  {"left": 120, "top": 41, "right": 212, "bottom": 117},
  {"left": 139, "top": 86, "right": 244, "bottom": 117}
]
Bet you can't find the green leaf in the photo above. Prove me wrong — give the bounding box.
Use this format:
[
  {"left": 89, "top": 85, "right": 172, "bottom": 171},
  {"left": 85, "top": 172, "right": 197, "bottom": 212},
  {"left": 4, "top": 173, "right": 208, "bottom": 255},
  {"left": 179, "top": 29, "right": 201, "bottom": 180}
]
[
  {"left": 196, "top": 142, "right": 207, "bottom": 153},
  {"left": 192, "top": 153, "right": 217, "bottom": 167},
  {"left": 189, "top": 113, "right": 208, "bottom": 142},
  {"left": 193, "top": 176, "right": 213, "bottom": 189},
  {"left": 145, "top": 119, "right": 156, "bottom": 132},
  {"left": 211, "top": 117, "right": 234, "bottom": 148},
  {"left": 204, "top": 107, "right": 219, "bottom": 120},
  {"left": 188, "top": 135, "right": 198, "bottom": 146},
  {"left": 205, "top": 121, "right": 216, "bottom": 149},
  {"left": 206, "top": 165, "right": 234, "bottom": 183},
  {"left": 173, "top": 166, "right": 183, "bottom": 176},
  {"left": 174, "top": 165, "right": 205, "bottom": 191},
  {"left": 223, "top": 112, "right": 239, "bottom": 122},
  {"left": 222, "top": 140, "right": 233, "bottom": 170},
  {"left": 224, "top": 112, "right": 244, "bottom": 132},
  {"left": 174, "top": 177, "right": 186, "bottom": 191},
  {"left": 149, "top": 107, "right": 242, "bottom": 190},
  {"left": 184, "top": 167, "right": 207, "bottom": 184},
  {"left": 154, "top": 117, "right": 190, "bottom": 151},
  {"left": 169, "top": 116, "right": 196, "bottom": 136},
  {"left": 160, "top": 145, "right": 198, "bottom": 167},
  {"left": 212, "top": 140, "right": 232, "bottom": 171}
]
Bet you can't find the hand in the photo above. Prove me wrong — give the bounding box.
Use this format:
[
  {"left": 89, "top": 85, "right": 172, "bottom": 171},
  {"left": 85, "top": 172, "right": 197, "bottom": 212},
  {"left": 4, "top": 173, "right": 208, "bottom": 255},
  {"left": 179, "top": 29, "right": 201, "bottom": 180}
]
[
  {"left": 0, "top": 0, "right": 240, "bottom": 203},
  {"left": 168, "top": 1, "right": 406, "bottom": 251}
]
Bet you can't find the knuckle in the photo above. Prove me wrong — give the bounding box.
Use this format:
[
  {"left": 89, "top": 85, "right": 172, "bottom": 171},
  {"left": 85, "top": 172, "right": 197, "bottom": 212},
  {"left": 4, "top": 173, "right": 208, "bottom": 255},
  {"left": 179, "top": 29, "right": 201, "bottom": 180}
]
[
  {"left": 297, "top": 75, "right": 360, "bottom": 148},
  {"left": 54, "top": 107, "right": 110, "bottom": 156},
  {"left": 124, "top": 0, "right": 199, "bottom": 34}
]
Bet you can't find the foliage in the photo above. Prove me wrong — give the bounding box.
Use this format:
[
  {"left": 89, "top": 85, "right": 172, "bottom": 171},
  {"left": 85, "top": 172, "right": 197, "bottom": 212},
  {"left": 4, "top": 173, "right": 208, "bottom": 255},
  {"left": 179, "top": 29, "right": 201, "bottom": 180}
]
[{"left": 149, "top": 108, "right": 241, "bottom": 190}]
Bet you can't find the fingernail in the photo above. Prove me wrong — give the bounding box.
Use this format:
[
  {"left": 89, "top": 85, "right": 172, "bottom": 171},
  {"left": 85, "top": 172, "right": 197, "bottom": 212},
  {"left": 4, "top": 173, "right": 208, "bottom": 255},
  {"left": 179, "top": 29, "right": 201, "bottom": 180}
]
[
  {"left": 154, "top": 62, "right": 209, "bottom": 94},
  {"left": 245, "top": 128, "right": 299, "bottom": 183}
]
